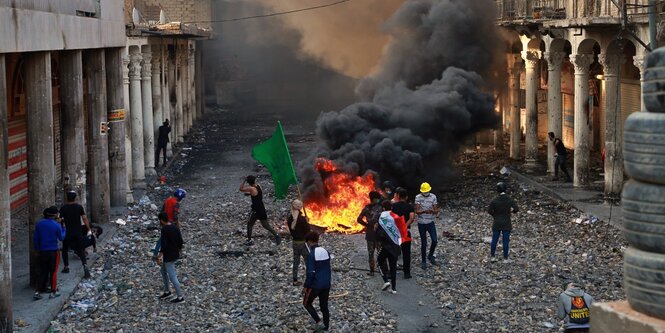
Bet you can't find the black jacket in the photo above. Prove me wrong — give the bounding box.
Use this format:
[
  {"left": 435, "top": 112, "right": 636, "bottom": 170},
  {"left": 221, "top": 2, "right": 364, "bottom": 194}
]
[
  {"left": 287, "top": 212, "right": 310, "bottom": 242},
  {"left": 488, "top": 194, "right": 519, "bottom": 231},
  {"left": 161, "top": 224, "right": 183, "bottom": 262}
]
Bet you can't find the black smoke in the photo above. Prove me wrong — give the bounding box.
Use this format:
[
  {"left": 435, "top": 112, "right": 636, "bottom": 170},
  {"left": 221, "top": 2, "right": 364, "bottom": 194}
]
[{"left": 299, "top": 0, "right": 503, "bottom": 199}]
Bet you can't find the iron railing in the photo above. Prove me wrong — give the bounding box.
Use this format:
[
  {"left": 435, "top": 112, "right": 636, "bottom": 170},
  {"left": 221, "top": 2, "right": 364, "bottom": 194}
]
[{"left": 496, "top": 0, "right": 653, "bottom": 22}]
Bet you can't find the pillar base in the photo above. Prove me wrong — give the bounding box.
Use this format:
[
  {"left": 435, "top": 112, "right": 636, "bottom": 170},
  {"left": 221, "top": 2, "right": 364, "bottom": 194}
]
[
  {"left": 591, "top": 301, "right": 665, "bottom": 333},
  {"left": 126, "top": 191, "right": 135, "bottom": 205},
  {"left": 132, "top": 179, "right": 146, "bottom": 190},
  {"left": 145, "top": 167, "right": 156, "bottom": 176},
  {"left": 524, "top": 158, "right": 538, "bottom": 169}
]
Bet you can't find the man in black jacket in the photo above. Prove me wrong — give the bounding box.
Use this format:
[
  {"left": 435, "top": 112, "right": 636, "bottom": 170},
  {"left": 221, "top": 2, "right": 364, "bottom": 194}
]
[
  {"left": 156, "top": 212, "right": 185, "bottom": 303},
  {"left": 156, "top": 119, "right": 171, "bottom": 167},
  {"left": 548, "top": 132, "right": 572, "bottom": 182},
  {"left": 488, "top": 182, "right": 519, "bottom": 263},
  {"left": 286, "top": 199, "right": 310, "bottom": 286}
]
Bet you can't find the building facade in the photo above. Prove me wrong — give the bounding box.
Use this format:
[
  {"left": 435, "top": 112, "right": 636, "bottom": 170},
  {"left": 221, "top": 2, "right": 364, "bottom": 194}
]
[
  {"left": 0, "top": 1, "right": 211, "bottom": 331},
  {"left": 495, "top": 0, "right": 659, "bottom": 194}
]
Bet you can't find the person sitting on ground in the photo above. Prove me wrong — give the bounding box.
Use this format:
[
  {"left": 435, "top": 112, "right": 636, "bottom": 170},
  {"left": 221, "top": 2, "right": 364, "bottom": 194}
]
[
  {"left": 557, "top": 281, "right": 594, "bottom": 333},
  {"left": 548, "top": 132, "right": 572, "bottom": 182},
  {"left": 356, "top": 191, "right": 383, "bottom": 276},
  {"left": 82, "top": 224, "right": 103, "bottom": 255},
  {"left": 33, "top": 206, "right": 66, "bottom": 300},
  {"left": 415, "top": 182, "right": 439, "bottom": 269},
  {"left": 303, "top": 231, "right": 331, "bottom": 332},
  {"left": 156, "top": 212, "right": 185, "bottom": 303},
  {"left": 240, "top": 175, "right": 281, "bottom": 245},
  {"left": 286, "top": 199, "right": 310, "bottom": 286},
  {"left": 487, "top": 182, "right": 519, "bottom": 263},
  {"left": 377, "top": 200, "right": 405, "bottom": 294},
  {"left": 391, "top": 187, "right": 415, "bottom": 279},
  {"left": 59, "top": 191, "right": 92, "bottom": 278}
]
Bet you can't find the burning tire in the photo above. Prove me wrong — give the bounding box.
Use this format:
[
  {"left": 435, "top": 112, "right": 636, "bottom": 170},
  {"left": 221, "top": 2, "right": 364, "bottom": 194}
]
[
  {"left": 624, "top": 247, "right": 665, "bottom": 319},
  {"left": 622, "top": 180, "right": 665, "bottom": 253},
  {"left": 623, "top": 112, "right": 665, "bottom": 185}
]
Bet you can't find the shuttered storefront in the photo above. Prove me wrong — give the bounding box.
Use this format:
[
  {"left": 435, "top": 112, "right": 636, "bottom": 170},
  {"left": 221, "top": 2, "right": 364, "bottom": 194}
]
[
  {"left": 621, "top": 80, "right": 641, "bottom": 125},
  {"left": 8, "top": 118, "right": 28, "bottom": 210}
]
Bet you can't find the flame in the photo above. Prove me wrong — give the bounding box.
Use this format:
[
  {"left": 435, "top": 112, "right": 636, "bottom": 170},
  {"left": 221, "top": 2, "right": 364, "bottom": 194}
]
[{"left": 304, "top": 158, "right": 376, "bottom": 234}]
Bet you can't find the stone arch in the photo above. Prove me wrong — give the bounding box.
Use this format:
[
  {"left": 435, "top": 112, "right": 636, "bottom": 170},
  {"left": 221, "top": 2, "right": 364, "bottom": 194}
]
[{"left": 576, "top": 38, "right": 599, "bottom": 54}]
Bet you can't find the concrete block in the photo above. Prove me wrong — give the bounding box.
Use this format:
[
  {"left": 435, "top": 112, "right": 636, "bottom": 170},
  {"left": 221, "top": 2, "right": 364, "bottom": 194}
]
[{"left": 591, "top": 301, "right": 665, "bottom": 333}]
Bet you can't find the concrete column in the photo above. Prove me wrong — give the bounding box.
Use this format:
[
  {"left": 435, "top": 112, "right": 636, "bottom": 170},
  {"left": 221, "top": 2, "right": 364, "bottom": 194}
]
[
  {"left": 189, "top": 46, "right": 196, "bottom": 126},
  {"left": 84, "top": 49, "right": 110, "bottom": 224},
  {"left": 599, "top": 53, "right": 624, "bottom": 195},
  {"left": 633, "top": 55, "right": 646, "bottom": 111},
  {"left": 0, "top": 54, "right": 13, "bottom": 333},
  {"left": 494, "top": 89, "right": 504, "bottom": 150},
  {"left": 510, "top": 55, "right": 523, "bottom": 160},
  {"left": 182, "top": 49, "right": 190, "bottom": 133},
  {"left": 141, "top": 50, "right": 156, "bottom": 176},
  {"left": 196, "top": 42, "right": 204, "bottom": 120},
  {"left": 162, "top": 45, "right": 173, "bottom": 158},
  {"left": 523, "top": 50, "right": 541, "bottom": 165},
  {"left": 175, "top": 49, "right": 184, "bottom": 143},
  {"left": 151, "top": 48, "right": 163, "bottom": 150},
  {"left": 570, "top": 53, "right": 595, "bottom": 187},
  {"left": 26, "top": 52, "right": 55, "bottom": 286},
  {"left": 59, "top": 50, "right": 87, "bottom": 208},
  {"left": 129, "top": 51, "right": 146, "bottom": 189},
  {"left": 122, "top": 53, "right": 133, "bottom": 196},
  {"left": 105, "top": 48, "right": 129, "bottom": 209},
  {"left": 545, "top": 51, "right": 566, "bottom": 174}
]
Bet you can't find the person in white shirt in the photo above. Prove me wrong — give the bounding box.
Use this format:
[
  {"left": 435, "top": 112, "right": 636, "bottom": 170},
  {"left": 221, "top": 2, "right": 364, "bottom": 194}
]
[{"left": 414, "top": 182, "right": 439, "bottom": 269}]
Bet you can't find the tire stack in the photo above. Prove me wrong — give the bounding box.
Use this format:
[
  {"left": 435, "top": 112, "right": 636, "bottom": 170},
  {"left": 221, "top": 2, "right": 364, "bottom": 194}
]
[{"left": 622, "top": 47, "right": 665, "bottom": 319}]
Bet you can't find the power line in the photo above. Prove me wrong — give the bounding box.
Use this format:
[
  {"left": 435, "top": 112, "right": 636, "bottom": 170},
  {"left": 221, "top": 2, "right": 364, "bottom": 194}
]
[{"left": 184, "top": 0, "right": 352, "bottom": 24}]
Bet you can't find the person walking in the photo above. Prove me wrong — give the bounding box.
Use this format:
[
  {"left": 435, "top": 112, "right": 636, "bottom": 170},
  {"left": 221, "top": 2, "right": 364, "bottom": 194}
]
[
  {"left": 156, "top": 119, "right": 171, "bottom": 167},
  {"left": 240, "top": 175, "right": 281, "bottom": 245},
  {"left": 391, "top": 187, "right": 415, "bottom": 279},
  {"left": 153, "top": 188, "right": 186, "bottom": 259},
  {"left": 286, "top": 199, "right": 310, "bottom": 286},
  {"left": 356, "top": 191, "right": 383, "bottom": 276},
  {"left": 59, "top": 191, "right": 91, "bottom": 278},
  {"left": 156, "top": 212, "right": 185, "bottom": 303},
  {"left": 415, "top": 182, "right": 439, "bottom": 269},
  {"left": 303, "top": 231, "right": 331, "bottom": 332},
  {"left": 33, "top": 206, "right": 66, "bottom": 300},
  {"left": 377, "top": 200, "right": 405, "bottom": 294},
  {"left": 548, "top": 132, "right": 572, "bottom": 182},
  {"left": 487, "top": 182, "right": 519, "bottom": 263},
  {"left": 557, "top": 281, "right": 594, "bottom": 332}
]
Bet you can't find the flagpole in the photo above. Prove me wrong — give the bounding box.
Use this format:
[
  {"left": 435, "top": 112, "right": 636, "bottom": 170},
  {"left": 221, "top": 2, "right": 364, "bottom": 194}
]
[{"left": 277, "top": 121, "right": 309, "bottom": 219}]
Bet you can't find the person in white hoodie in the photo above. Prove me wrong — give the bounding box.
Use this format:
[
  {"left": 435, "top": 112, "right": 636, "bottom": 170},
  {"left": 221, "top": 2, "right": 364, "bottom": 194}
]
[{"left": 557, "top": 281, "right": 594, "bottom": 333}]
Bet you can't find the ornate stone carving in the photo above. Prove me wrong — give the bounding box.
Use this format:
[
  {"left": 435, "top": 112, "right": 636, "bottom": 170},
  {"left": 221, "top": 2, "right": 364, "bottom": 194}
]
[
  {"left": 122, "top": 54, "right": 130, "bottom": 85},
  {"left": 633, "top": 55, "right": 646, "bottom": 74},
  {"left": 141, "top": 53, "right": 152, "bottom": 78},
  {"left": 521, "top": 50, "right": 541, "bottom": 69},
  {"left": 598, "top": 53, "right": 624, "bottom": 76},
  {"left": 544, "top": 51, "right": 566, "bottom": 72},
  {"left": 151, "top": 52, "right": 161, "bottom": 75},
  {"left": 570, "top": 54, "right": 594, "bottom": 74},
  {"left": 128, "top": 53, "right": 142, "bottom": 79}
]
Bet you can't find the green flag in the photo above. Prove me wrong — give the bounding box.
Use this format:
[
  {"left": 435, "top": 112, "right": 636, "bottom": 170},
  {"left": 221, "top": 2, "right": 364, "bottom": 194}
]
[{"left": 251, "top": 121, "right": 298, "bottom": 199}]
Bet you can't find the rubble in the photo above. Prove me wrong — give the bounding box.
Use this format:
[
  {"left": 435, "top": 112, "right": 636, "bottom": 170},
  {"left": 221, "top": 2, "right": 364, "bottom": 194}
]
[{"left": 50, "top": 113, "right": 625, "bottom": 332}]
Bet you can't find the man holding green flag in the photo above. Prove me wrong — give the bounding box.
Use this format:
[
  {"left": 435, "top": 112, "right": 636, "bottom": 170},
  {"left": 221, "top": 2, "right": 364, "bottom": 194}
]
[{"left": 239, "top": 122, "right": 298, "bottom": 245}]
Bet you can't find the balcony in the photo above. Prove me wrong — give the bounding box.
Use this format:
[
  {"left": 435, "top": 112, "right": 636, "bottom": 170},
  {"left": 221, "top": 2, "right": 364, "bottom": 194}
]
[{"left": 496, "top": 0, "right": 653, "bottom": 25}]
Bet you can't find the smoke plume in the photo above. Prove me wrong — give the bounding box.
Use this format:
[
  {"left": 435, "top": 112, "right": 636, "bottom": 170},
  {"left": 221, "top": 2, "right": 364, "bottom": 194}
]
[{"left": 300, "top": 0, "right": 503, "bottom": 199}]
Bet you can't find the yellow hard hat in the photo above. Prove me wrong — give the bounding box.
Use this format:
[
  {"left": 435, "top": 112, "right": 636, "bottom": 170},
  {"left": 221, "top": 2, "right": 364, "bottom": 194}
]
[{"left": 420, "top": 182, "right": 431, "bottom": 193}]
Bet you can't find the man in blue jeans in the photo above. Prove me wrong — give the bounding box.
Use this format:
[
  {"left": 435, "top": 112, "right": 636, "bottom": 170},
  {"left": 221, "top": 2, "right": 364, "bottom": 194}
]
[
  {"left": 415, "top": 182, "right": 439, "bottom": 269},
  {"left": 487, "top": 182, "right": 519, "bottom": 263},
  {"left": 156, "top": 212, "right": 185, "bottom": 303}
]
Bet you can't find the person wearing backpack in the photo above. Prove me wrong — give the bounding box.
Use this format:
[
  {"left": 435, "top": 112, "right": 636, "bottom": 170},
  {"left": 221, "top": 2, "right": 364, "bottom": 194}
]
[{"left": 557, "top": 281, "right": 594, "bottom": 332}]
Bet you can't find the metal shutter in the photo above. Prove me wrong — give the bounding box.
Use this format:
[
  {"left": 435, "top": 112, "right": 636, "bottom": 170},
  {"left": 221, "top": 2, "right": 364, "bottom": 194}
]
[{"left": 8, "top": 118, "right": 28, "bottom": 210}]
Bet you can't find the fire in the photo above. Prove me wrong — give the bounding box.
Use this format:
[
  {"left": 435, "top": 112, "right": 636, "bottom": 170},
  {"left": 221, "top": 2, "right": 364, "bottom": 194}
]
[{"left": 304, "top": 158, "right": 376, "bottom": 234}]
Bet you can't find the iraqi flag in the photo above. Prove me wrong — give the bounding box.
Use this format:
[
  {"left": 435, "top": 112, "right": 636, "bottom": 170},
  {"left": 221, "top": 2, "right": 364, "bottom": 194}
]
[{"left": 378, "top": 211, "right": 402, "bottom": 246}]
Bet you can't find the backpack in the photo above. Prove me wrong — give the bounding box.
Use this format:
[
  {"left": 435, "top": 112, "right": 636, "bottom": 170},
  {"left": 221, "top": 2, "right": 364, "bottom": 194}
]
[{"left": 569, "top": 296, "right": 590, "bottom": 324}]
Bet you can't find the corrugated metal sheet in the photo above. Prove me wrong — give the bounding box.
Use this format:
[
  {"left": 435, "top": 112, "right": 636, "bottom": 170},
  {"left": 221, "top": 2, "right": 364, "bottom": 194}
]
[
  {"left": 8, "top": 118, "right": 28, "bottom": 210},
  {"left": 621, "top": 80, "right": 641, "bottom": 125},
  {"left": 53, "top": 84, "right": 62, "bottom": 185}
]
